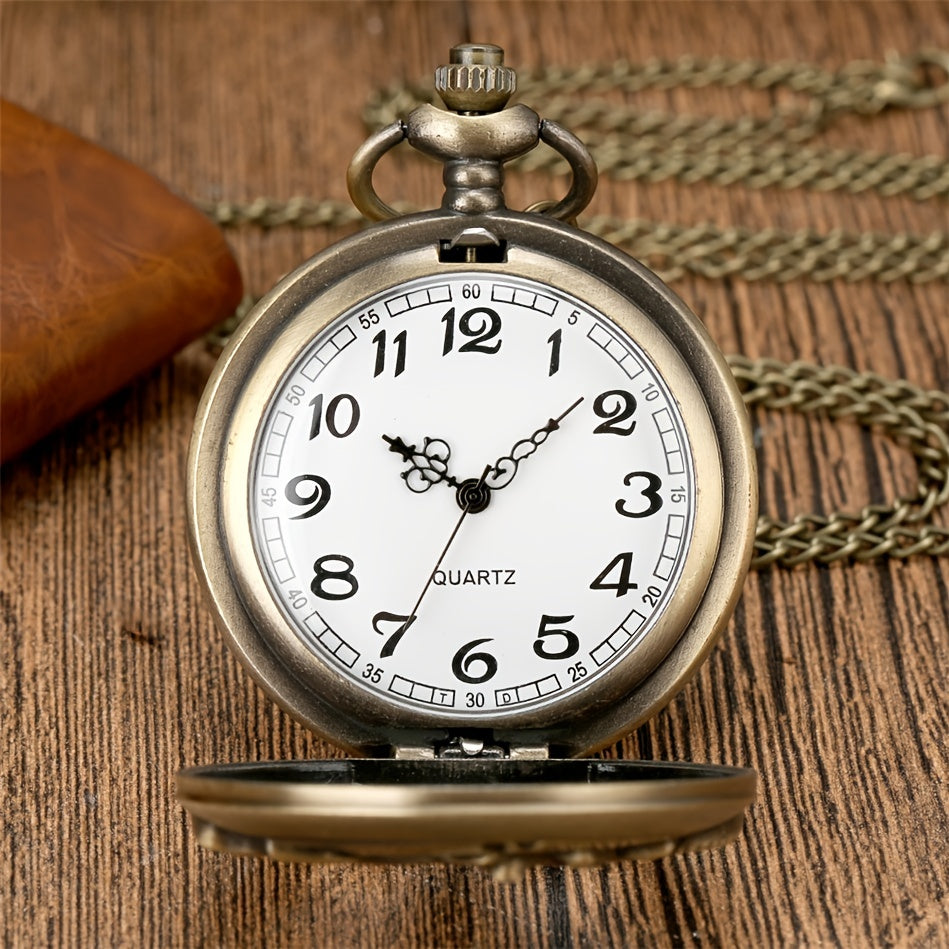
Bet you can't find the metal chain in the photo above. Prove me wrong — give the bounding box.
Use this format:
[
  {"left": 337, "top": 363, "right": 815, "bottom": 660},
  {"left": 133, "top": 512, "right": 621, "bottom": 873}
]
[
  {"left": 364, "top": 50, "right": 949, "bottom": 200},
  {"left": 202, "top": 52, "right": 949, "bottom": 566}
]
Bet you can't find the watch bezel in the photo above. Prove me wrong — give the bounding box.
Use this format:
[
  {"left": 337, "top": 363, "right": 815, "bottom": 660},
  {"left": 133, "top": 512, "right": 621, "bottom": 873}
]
[{"left": 188, "top": 209, "right": 757, "bottom": 756}]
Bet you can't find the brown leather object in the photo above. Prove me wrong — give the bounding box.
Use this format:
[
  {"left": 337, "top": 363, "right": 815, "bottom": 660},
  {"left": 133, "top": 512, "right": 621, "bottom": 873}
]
[{"left": 1, "top": 100, "right": 243, "bottom": 462}]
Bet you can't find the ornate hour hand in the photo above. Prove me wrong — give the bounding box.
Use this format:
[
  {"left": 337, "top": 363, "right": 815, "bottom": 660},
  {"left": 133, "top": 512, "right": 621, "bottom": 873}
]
[
  {"left": 485, "top": 396, "right": 584, "bottom": 490},
  {"left": 383, "top": 434, "right": 462, "bottom": 492}
]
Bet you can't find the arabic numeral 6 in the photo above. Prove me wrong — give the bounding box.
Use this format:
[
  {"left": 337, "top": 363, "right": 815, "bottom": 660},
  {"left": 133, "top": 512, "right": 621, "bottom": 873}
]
[
  {"left": 362, "top": 663, "right": 383, "bottom": 684},
  {"left": 567, "top": 661, "right": 588, "bottom": 682},
  {"left": 259, "top": 487, "right": 277, "bottom": 507},
  {"left": 284, "top": 383, "right": 306, "bottom": 406}
]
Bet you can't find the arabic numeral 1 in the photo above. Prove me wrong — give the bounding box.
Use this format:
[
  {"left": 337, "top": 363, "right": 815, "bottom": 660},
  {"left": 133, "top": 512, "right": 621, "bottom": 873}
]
[{"left": 372, "top": 329, "right": 407, "bottom": 378}]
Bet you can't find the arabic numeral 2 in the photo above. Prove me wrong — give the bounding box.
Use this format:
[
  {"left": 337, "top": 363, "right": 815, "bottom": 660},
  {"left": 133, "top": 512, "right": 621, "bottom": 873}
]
[{"left": 441, "top": 306, "right": 502, "bottom": 355}]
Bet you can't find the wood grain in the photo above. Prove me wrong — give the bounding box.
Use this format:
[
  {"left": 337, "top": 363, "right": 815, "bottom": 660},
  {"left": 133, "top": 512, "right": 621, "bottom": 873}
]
[{"left": 2, "top": 2, "right": 947, "bottom": 946}]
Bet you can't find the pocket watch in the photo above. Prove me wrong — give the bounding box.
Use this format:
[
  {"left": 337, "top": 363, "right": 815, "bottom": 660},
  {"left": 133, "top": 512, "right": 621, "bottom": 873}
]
[{"left": 176, "top": 44, "right": 758, "bottom": 877}]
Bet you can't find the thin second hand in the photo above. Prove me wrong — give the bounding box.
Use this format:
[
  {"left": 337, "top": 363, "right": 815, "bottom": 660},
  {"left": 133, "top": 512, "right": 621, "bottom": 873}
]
[{"left": 406, "top": 464, "right": 491, "bottom": 623}]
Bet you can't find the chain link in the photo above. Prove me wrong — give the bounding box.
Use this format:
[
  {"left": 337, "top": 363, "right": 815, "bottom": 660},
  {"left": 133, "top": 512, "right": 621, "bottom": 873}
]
[{"left": 203, "top": 52, "right": 949, "bottom": 566}]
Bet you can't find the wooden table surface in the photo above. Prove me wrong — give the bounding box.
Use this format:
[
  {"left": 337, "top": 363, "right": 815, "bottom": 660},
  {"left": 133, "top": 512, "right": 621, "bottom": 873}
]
[{"left": 2, "top": 2, "right": 948, "bottom": 946}]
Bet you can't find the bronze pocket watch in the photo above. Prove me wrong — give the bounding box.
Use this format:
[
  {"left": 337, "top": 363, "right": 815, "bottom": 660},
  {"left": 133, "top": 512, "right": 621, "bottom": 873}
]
[{"left": 176, "top": 44, "right": 758, "bottom": 876}]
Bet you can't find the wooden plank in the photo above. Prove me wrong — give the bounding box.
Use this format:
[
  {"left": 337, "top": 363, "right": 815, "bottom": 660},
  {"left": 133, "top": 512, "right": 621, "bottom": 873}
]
[{"left": 1, "top": 1, "right": 947, "bottom": 945}]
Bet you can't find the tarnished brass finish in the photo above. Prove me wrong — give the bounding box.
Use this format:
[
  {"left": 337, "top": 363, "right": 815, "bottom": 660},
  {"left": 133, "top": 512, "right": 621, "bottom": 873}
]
[
  {"left": 176, "top": 760, "right": 756, "bottom": 880},
  {"left": 187, "top": 210, "right": 755, "bottom": 755},
  {"left": 347, "top": 44, "right": 597, "bottom": 221},
  {"left": 181, "top": 44, "right": 758, "bottom": 870}
]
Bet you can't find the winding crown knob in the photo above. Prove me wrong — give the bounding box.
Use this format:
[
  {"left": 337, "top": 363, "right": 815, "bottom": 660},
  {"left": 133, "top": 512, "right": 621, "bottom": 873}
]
[{"left": 435, "top": 44, "right": 516, "bottom": 114}]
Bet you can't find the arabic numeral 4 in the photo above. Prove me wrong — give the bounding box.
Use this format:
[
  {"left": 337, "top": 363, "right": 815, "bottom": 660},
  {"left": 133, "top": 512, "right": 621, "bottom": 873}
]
[
  {"left": 567, "top": 661, "right": 588, "bottom": 682},
  {"left": 287, "top": 589, "right": 307, "bottom": 610},
  {"left": 590, "top": 552, "right": 638, "bottom": 596},
  {"left": 259, "top": 487, "right": 277, "bottom": 507}
]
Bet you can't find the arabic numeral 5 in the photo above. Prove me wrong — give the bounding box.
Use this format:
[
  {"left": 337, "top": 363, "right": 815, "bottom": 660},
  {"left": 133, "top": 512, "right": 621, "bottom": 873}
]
[
  {"left": 284, "top": 383, "right": 306, "bottom": 406},
  {"left": 358, "top": 308, "right": 380, "bottom": 330},
  {"left": 259, "top": 487, "right": 277, "bottom": 507},
  {"left": 362, "top": 663, "right": 384, "bottom": 684},
  {"left": 567, "top": 661, "right": 588, "bottom": 682}
]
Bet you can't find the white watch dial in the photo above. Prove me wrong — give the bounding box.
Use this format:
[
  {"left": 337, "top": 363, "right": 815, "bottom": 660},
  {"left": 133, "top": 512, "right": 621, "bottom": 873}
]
[{"left": 249, "top": 272, "right": 696, "bottom": 717}]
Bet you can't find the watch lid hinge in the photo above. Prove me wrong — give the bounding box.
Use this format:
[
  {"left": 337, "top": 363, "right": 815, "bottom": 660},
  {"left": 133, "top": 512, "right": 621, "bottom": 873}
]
[{"left": 393, "top": 735, "right": 549, "bottom": 760}]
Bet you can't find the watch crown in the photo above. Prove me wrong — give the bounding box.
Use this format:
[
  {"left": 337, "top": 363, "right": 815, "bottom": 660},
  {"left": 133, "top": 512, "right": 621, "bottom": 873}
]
[{"left": 435, "top": 44, "right": 516, "bottom": 114}]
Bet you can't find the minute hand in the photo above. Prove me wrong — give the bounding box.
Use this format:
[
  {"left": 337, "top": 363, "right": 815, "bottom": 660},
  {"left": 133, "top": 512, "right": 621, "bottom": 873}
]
[{"left": 485, "top": 396, "right": 584, "bottom": 490}]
